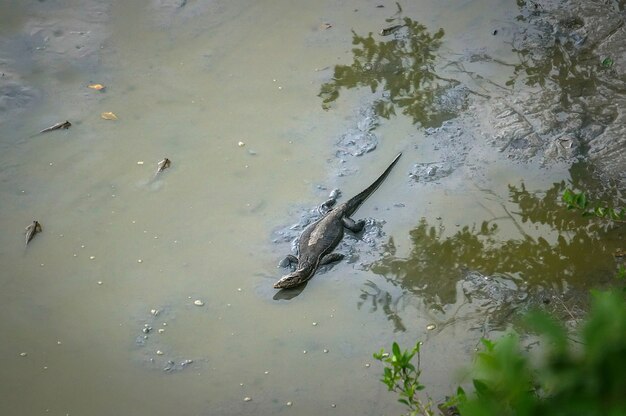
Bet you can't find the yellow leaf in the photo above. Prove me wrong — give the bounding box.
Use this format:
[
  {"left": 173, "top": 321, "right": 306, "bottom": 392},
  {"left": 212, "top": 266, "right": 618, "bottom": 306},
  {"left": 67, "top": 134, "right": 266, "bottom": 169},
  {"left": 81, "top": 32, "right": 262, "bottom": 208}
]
[
  {"left": 101, "top": 112, "right": 118, "bottom": 120},
  {"left": 88, "top": 83, "right": 105, "bottom": 90}
]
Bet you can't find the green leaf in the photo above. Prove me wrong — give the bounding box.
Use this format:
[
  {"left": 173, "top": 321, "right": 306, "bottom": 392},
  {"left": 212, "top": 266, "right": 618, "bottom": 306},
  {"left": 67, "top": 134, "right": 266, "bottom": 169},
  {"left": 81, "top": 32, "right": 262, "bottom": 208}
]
[
  {"left": 472, "top": 379, "right": 489, "bottom": 395},
  {"left": 562, "top": 188, "right": 574, "bottom": 204},
  {"left": 610, "top": 208, "right": 623, "bottom": 220},
  {"left": 383, "top": 367, "right": 392, "bottom": 379},
  {"left": 480, "top": 338, "right": 495, "bottom": 351},
  {"left": 575, "top": 192, "right": 587, "bottom": 209},
  {"left": 392, "top": 342, "right": 401, "bottom": 358},
  {"left": 601, "top": 57, "right": 614, "bottom": 68}
]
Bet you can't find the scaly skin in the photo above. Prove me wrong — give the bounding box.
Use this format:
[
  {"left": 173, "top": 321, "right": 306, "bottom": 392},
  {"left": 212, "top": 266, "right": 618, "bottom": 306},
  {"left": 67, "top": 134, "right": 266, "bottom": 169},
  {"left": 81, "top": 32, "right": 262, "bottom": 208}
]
[{"left": 274, "top": 153, "right": 402, "bottom": 289}]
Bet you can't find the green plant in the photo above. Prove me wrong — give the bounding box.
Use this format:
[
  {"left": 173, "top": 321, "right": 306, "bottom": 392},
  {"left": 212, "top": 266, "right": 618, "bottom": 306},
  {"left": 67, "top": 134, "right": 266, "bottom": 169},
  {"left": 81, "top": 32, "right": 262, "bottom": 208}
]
[
  {"left": 617, "top": 264, "right": 626, "bottom": 280},
  {"left": 377, "top": 291, "right": 626, "bottom": 416},
  {"left": 562, "top": 188, "right": 625, "bottom": 223},
  {"left": 373, "top": 341, "right": 435, "bottom": 416},
  {"left": 460, "top": 290, "right": 626, "bottom": 416}
]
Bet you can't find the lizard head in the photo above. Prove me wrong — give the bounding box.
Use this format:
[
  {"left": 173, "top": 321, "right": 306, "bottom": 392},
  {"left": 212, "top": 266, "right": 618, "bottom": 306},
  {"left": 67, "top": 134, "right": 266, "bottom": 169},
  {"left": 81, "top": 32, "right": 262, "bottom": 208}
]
[{"left": 273, "top": 269, "right": 311, "bottom": 289}]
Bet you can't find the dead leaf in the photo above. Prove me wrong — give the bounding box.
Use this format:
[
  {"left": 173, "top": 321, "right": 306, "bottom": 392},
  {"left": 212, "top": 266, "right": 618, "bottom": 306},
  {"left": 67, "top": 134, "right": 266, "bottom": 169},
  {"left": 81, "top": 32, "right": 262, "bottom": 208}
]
[
  {"left": 88, "top": 83, "right": 105, "bottom": 91},
  {"left": 101, "top": 112, "right": 118, "bottom": 120}
]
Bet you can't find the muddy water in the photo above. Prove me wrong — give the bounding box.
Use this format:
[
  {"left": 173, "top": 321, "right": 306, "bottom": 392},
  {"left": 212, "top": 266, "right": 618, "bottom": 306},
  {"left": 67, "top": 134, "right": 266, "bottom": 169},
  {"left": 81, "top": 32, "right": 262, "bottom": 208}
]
[{"left": 1, "top": 1, "right": 623, "bottom": 415}]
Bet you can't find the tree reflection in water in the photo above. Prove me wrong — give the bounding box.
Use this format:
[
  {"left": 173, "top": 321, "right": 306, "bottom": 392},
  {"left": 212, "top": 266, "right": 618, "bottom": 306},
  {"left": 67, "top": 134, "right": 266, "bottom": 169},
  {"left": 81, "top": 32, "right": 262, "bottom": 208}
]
[
  {"left": 319, "top": 15, "right": 461, "bottom": 128},
  {"left": 362, "top": 174, "right": 624, "bottom": 332}
]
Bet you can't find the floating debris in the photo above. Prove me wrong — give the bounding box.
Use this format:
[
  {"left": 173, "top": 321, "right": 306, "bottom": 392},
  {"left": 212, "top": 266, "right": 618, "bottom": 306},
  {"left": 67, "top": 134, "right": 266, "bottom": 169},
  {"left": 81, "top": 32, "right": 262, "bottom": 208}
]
[
  {"left": 164, "top": 360, "right": 176, "bottom": 372},
  {"left": 156, "top": 158, "right": 171, "bottom": 174},
  {"left": 137, "top": 161, "right": 144, "bottom": 165},
  {"left": 286, "top": 401, "right": 293, "bottom": 406},
  {"left": 25, "top": 220, "right": 42, "bottom": 245},
  {"left": 150, "top": 309, "right": 159, "bottom": 316},
  {"left": 101, "top": 111, "right": 118, "bottom": 120},
  {"left": 88, "top": 83, "right": 105, "bottom": 91},
  {"left": 156, "top": 350, "right": 164, "bottom": 355},
  {"left": 19, "top": 352, "right": 27, "bottom": 357},
  {"left": 323, "top": 349, "right": 329, "bottom": 353},
  {"left": 426, "top": 324, "right": 436, "bottom": 331},
  {"left": 158, "top": 328, "right": 165, "bottom": 334},
  {"left": 379, "top": 25, "right": 403, "bottom": 36},
  {"left": 238, "top": 141, "right": 245, "bottom": 147},
  {"left": 39, "top": 120, "right": 71, "bottom": 134},
  {"left": 244, "top": 397, "right": 252, "bottom": 402},
  {"left": 320, "top": 23, "right": 332, "bottom": 30},
  {"left": 193, "top": 300, "right": 205, "bottom": 306}
]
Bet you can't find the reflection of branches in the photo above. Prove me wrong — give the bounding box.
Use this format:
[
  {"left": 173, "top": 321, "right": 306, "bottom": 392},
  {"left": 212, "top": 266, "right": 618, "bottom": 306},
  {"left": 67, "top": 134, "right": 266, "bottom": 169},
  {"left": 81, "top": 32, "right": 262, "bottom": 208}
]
[
  {"left": 508, "top": 7, "right": 612, "bottom": 108},
  {"left": 357, "top": 281, "right": 407, "bottom": 332},
  {"left": 444, "top": 59, "right": 511, "bottom": 95},
  {"left": 370, "top": 179, "right": 619, "bottom": 313},
  {"left": 319, "top": 16, "right": 455, "bottom": 127}
]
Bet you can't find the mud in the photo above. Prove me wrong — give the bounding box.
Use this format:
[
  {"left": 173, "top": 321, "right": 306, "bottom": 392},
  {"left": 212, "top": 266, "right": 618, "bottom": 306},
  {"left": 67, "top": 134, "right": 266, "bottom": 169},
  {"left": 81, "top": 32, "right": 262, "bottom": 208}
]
[{"left": 477, "top": 0, "right": 626, "bottom": 183}]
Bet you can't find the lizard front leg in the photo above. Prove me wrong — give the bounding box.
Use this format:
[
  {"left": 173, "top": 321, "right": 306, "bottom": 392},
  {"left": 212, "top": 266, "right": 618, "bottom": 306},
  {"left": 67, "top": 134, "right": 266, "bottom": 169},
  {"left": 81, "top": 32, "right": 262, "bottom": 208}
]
[{"left": 279, "top": 254, "right": 299, "bottom": 268}]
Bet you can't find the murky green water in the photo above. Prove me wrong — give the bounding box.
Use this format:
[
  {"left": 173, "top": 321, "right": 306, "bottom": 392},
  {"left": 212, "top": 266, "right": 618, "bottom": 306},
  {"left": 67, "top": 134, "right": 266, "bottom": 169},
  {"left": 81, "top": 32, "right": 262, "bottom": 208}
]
[{"left": 1, "top": 1, "right": 624, "bottom": 415}]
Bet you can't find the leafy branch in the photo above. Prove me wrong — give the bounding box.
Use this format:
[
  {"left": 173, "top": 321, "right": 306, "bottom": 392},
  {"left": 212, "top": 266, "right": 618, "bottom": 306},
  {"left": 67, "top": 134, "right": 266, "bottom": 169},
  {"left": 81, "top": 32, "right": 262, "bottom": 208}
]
[
  {"left": 373, "top": 341, "right": 435, "bottom": 416},
  {"left": 376, "top": 291, "right": 626, "bottom": 416},
  {"left": 562, "top": 188, "right": 625, "bottom": 224}
]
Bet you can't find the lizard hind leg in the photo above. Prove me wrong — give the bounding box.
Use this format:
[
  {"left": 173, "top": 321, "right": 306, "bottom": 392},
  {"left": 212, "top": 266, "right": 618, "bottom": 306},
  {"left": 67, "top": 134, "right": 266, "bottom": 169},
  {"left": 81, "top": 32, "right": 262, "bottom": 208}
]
[
  {"left": 319, "top": 252, "right": 345, "bottom": 265},
  {"left": 342, "top": 217, "right": 366, "bottom": 233}
]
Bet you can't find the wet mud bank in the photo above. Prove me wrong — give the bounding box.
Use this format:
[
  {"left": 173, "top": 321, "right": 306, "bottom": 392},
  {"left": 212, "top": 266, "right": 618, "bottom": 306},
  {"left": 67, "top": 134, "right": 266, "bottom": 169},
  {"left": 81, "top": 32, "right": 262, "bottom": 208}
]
[
  {"left": 472, "top": 0, "right": 626, "bottom": 184},
  {"left": 308, "top": 0, "right": 626, "bottom": 195}
]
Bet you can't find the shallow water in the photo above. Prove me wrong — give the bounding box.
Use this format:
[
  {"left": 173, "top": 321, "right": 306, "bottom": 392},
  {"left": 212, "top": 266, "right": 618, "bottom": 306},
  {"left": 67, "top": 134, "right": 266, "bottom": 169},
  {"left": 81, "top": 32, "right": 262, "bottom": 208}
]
[{"left": 1, "top": 1, "right": 623, "bottom": 415}]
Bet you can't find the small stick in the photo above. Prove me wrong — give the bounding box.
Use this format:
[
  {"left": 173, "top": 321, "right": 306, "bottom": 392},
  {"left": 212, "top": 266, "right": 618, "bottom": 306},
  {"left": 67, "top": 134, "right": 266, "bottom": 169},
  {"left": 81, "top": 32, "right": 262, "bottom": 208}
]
[{"left": 40, "top": 121, "right": 71, "bottom": 134}]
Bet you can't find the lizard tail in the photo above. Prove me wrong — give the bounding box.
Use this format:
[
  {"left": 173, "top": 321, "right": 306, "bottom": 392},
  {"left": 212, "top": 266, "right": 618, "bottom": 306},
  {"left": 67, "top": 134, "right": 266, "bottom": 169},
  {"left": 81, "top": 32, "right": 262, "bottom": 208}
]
[{"left": 344, "top": 152, "right": 402, "bottom": 217}]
